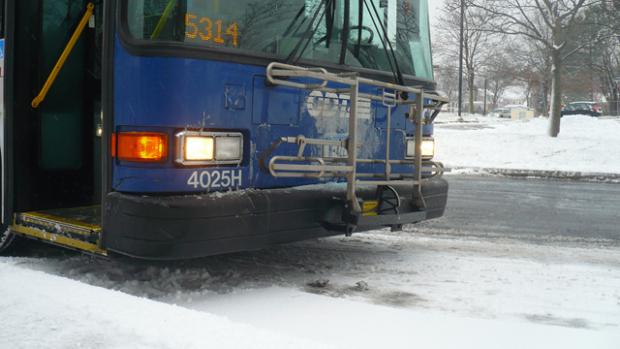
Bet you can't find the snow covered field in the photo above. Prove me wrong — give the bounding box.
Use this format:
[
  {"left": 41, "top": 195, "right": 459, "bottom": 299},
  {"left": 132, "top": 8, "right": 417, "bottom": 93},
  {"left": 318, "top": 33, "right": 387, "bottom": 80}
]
[
  {"left": 2, "top": 230, "right": 619, "bottom": 348},
  {"left": 435, "top": 114, "right": 620, "bottom": 174}
]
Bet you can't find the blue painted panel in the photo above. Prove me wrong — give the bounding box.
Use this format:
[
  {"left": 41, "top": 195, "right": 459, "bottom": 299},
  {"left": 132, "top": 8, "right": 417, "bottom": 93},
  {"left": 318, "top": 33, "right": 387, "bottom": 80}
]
[
  {"left": 252, "top": 76, "right": 301, "bottom": 126},
  {"left": 113, "top": 38, "right": 435, "bottom": 194}
]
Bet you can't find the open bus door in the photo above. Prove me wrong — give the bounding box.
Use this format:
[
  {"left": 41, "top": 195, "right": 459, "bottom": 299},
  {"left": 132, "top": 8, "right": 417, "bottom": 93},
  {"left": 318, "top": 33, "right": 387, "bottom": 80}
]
[
  {"left": 0, "top": 0, "right": 14, "bottom": 251},
  {"left": 1, "top": 0, "right": 108, "bottom": 255}
]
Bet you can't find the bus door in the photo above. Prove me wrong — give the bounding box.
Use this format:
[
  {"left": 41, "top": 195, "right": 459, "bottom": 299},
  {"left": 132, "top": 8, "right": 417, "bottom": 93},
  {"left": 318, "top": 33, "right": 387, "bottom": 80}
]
[
  {"left": 5, "top": 0, "right": 107, "bottom": 255},
  {"left": 1, "top": 0, "right": 9, "bottom": 229}
]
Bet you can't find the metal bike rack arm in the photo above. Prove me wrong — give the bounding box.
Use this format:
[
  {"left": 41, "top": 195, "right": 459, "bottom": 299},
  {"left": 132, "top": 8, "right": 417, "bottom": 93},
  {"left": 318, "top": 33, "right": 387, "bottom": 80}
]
[
  {"left": 347, "top": 80, "right": 362, "bottom": 213},
  {"left": 265, "top": 62, "right": 447, "bottom": 216},
  {"left": 413, "top": 92, "right": 427, "bottom": 209}
]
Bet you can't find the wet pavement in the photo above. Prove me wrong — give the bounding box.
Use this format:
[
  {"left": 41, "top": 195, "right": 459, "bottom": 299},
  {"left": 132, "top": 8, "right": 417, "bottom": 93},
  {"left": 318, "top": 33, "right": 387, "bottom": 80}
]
[{"left": 415, "top": 175, "right": 620, "bottom": 244}]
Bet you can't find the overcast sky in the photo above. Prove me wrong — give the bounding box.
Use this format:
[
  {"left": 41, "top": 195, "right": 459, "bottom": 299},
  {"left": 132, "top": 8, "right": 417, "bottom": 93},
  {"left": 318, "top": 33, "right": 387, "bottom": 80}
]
[
  {"left": 429, "top": 0, "right": 444, "bottom": 21},
  {"left": 428, "top": 0, "right": 445, "bottom": 38}
]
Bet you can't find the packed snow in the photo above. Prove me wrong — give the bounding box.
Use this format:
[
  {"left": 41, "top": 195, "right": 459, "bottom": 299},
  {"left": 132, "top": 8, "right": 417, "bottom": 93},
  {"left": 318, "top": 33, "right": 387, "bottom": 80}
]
[
  {"left": 435, "top": 114, "right": 620, "bottom": 174},
  {"left": 2, "top": 230, "right": 619, "bottom": 348},
  {"left": 0, "top": 262, "right": 327, "bottom": 349}
]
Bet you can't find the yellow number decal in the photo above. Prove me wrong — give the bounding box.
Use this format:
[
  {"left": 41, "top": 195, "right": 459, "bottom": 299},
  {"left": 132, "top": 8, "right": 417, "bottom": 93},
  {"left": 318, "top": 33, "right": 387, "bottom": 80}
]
[
  {"left": 185, "top": 13, "right": 239, "bottom": 47},
  {"left": 226, "top": 22, "right": 239, "bottom": 47},
  {"left": 199, "top": 17, "right": 213, "bottom": 41},
  {"left": 185, "top": 13, "right": 198, "bottom": 39},
  {"left": 214, "top": 20, "right": 225, "bottom": 44}
]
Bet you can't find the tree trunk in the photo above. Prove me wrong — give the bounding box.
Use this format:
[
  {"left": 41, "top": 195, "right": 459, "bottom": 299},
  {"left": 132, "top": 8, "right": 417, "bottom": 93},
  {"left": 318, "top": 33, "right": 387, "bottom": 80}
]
[
  {"left": 541, "top": 80, "right": 550, "bottom": 117},
  {"left": 468, "top": 72, "right": 475, "bottom": 114},
  {"left": 548, "top": 50, "right": 562, "bottom": 137},
  {"left": 492, "top": 83, "right": 500, "bottom": 110}
]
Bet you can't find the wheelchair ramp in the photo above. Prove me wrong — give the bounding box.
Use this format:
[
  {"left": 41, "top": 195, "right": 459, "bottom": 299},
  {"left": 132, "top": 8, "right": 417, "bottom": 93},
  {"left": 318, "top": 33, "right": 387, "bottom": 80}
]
[{"left": 12, "top": 206, "right": 106, "bottom": 256}]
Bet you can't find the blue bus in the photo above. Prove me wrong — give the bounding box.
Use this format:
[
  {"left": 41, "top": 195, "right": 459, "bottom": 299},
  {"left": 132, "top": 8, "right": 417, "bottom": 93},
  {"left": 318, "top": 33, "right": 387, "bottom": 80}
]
[{"left": 0, "top": 0, "right": 448, "bottom": 260}]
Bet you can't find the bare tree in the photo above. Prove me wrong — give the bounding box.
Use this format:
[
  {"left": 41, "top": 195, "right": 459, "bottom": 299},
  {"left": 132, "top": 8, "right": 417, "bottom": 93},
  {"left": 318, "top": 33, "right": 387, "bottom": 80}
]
[
  {"left": 591, "top": 1, "right": 620, "bottom": 114},
  {"left": 434, "top": 0, "right": 492, "bottom": 114},
  {"left": 508, "top": 39, "right": 553, "bottom": 115},
  {"left": 470, "top": 0, "right": 597, "bottom": 137},
  {"left": 484, "top": 50, "right": 518, "bottom": 109},
  {"left": 552, "top": 0, "right": 620, "bottom": 112},
  {"left": 434, "top": 65, "right": 460, "bottom": 111}
]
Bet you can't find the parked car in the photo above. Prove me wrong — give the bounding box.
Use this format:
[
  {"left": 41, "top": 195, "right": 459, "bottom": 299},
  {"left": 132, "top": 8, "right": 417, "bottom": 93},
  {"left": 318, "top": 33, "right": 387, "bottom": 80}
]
[
  {"left": 490, "top": 105, "right": 535, "bottom": 119},
  {"left": 490, "top": 108, "right": 511, "bottom": 118},
  {"left": 561, "top": 102, "right": 603, "bottom": 117}
]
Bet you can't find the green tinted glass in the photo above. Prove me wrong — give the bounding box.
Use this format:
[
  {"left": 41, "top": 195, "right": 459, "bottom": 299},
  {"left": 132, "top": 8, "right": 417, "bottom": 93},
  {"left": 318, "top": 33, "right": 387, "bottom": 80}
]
[{"left": 126, "top": 0, "right": 434, "bottom": 80}]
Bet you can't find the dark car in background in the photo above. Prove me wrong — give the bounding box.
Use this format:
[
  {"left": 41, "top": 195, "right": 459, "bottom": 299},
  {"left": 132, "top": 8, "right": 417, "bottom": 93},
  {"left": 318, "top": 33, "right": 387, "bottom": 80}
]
[{"left": 561, "top": 102, "right": 603, "bottom": 117}]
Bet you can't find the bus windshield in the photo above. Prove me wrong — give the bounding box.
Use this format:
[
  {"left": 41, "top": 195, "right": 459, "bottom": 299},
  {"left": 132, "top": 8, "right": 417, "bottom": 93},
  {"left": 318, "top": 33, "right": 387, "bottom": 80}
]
[{"left": 125, "top": 0, "right": 434, "bottom": 80}]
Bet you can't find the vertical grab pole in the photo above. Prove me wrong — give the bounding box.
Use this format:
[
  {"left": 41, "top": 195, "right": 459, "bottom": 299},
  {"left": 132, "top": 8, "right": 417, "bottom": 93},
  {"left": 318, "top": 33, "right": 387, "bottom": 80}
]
[
  {"left": 347, "top": 79, "right": 361, "bottom": 214},
  {"left": 414, "top": 92, "right": 426, "bottom": 209},
  {"left": 385, "top": 103, "right": 392, "bottom": 180},
  {"left": 31, "top": 3, "right": 95, "bottom": 109}
]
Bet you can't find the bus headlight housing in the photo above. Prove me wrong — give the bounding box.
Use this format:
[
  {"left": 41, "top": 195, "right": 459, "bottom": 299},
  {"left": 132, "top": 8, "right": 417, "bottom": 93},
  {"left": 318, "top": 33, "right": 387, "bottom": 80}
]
[
  {"left": 406, "top": 137, "right": 435, "bottom": 160},
  {"left": 216, "top": 136, "right": 243, "bottom": 161},
  {"left": 185, "top": 136, "right": 215, "bottom": 161},
  {"left": 176, "top": 131, "right": 243, "bottom": 165}
]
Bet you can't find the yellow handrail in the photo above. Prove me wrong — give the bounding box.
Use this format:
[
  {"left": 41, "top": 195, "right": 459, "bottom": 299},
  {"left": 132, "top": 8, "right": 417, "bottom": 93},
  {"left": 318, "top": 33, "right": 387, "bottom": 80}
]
[
  {"left": 150, "top": 0, "right": 177, "bottom": 40},
  {"left": 31, "top": 3, "right": 95, "bottom": 109}
]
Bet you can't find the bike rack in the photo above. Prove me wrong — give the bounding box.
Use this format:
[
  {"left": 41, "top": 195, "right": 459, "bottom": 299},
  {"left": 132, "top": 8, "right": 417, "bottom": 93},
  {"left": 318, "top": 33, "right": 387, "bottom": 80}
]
[{"left": 266, "top": 62, "right": 448, "bottom": 231}]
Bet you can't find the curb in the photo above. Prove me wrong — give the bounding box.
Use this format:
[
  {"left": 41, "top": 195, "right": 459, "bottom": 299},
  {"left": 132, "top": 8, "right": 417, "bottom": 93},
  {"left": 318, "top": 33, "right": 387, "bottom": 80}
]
[{"left": 446, "top": 167, "right": 620, "bottom": 183}]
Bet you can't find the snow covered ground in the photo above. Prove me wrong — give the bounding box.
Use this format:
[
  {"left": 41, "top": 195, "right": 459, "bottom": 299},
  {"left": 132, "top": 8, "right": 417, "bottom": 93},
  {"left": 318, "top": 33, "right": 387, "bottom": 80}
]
[
  {"left": 435, "top": 114, "right": 620, "bottom": 174},
  {"left": 0, "top": 262, "right": 325, "bottom": 349},
  {"left": 2, "top": 230, "right": 619, "bottom": 348},
  {"left": 2, "top": 113, "right": 619, "bottom": 348}
]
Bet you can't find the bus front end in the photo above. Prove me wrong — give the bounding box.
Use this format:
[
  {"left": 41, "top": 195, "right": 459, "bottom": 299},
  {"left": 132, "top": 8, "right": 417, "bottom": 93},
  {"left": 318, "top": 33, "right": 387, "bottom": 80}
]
[{"left": 104, "top": 0, "right": 448, "bottom": 259}]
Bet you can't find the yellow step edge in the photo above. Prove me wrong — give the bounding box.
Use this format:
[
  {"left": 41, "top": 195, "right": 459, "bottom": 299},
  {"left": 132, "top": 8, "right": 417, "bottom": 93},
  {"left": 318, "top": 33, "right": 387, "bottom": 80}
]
[
  {"left": 362, "top": 200, "right": 379, "bottom": 217},
  {"left": 20, "top": 211, "right": 102, "bottom": 234},
  {"left": 11, "top": 224, "right": 107, "bottom": 256}
]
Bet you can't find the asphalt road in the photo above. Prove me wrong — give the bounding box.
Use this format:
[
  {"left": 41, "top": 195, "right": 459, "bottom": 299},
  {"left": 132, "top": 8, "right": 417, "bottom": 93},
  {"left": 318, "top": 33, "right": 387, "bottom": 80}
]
[{"left": 415, "top": 175, "right": 620, "bottom": 243}]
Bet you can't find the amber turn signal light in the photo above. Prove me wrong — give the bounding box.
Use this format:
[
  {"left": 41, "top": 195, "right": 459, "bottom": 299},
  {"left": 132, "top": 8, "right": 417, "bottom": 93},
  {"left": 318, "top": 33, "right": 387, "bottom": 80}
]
[{"left": 113, "top": 132, "right": 168, "bottom": 162}]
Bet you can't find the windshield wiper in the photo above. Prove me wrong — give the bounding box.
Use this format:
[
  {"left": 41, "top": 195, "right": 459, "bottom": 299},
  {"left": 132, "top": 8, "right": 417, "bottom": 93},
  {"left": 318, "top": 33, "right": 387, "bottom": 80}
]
[
  {"left": 363, "top": 0, "right": 405, "bottom": 87},
  {"left": 282, "top": 5, "right": 308, "bottom": 39},
  {"left": 285, "top": 0, "right": 405, "bottom": 89},
  {"left": 338, "top": 0, "right": 350, "bottom": 64},
  {"left": 354, "top": 0, "right": 363, "bottom": 58},
  {"left": 326, "top": 0, "right": 337, "bottom": 48},
  {"left": 286, "top": 0, "right": 332, "bottom": 64}
]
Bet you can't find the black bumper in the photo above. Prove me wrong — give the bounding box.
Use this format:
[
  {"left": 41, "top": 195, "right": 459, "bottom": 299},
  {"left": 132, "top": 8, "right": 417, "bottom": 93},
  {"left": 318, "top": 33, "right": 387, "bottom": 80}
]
[{"left": 103, "top": 178, "right": 448, "bottom": 260}]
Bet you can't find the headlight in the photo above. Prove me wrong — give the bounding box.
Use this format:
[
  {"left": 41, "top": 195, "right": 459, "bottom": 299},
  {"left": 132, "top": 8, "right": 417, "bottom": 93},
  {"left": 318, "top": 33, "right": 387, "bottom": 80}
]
[
  {"left": 185, "top": 136, "right": 215, "bottom": 161},
  {"left": 176, "top": 131, "right": 243, "bottom": 165},
  {"left": 406, "top": 137, "right": 435, "bottom": 160},
  {"left": 216, "top": 136, "right": 243, "bottom": 161}
]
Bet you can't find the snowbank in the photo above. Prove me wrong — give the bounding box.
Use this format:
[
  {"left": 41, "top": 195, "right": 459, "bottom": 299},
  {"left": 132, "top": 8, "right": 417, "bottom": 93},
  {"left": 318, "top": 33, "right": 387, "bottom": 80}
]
[
  {"left": 0, "top": 263, "right": 328, "bottom": 349},
  {"left": 4, "top": 231, "right": 619, "bottom": 349},
  {"left": 435, "top": 114, "right": 620, "bottom": 174}
]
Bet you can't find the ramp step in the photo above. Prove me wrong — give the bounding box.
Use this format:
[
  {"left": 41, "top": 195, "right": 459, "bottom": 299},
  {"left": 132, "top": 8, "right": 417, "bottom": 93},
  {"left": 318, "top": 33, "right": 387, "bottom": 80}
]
[{"left": 12, "top": 206, "right": 106, "bottom": 256}]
